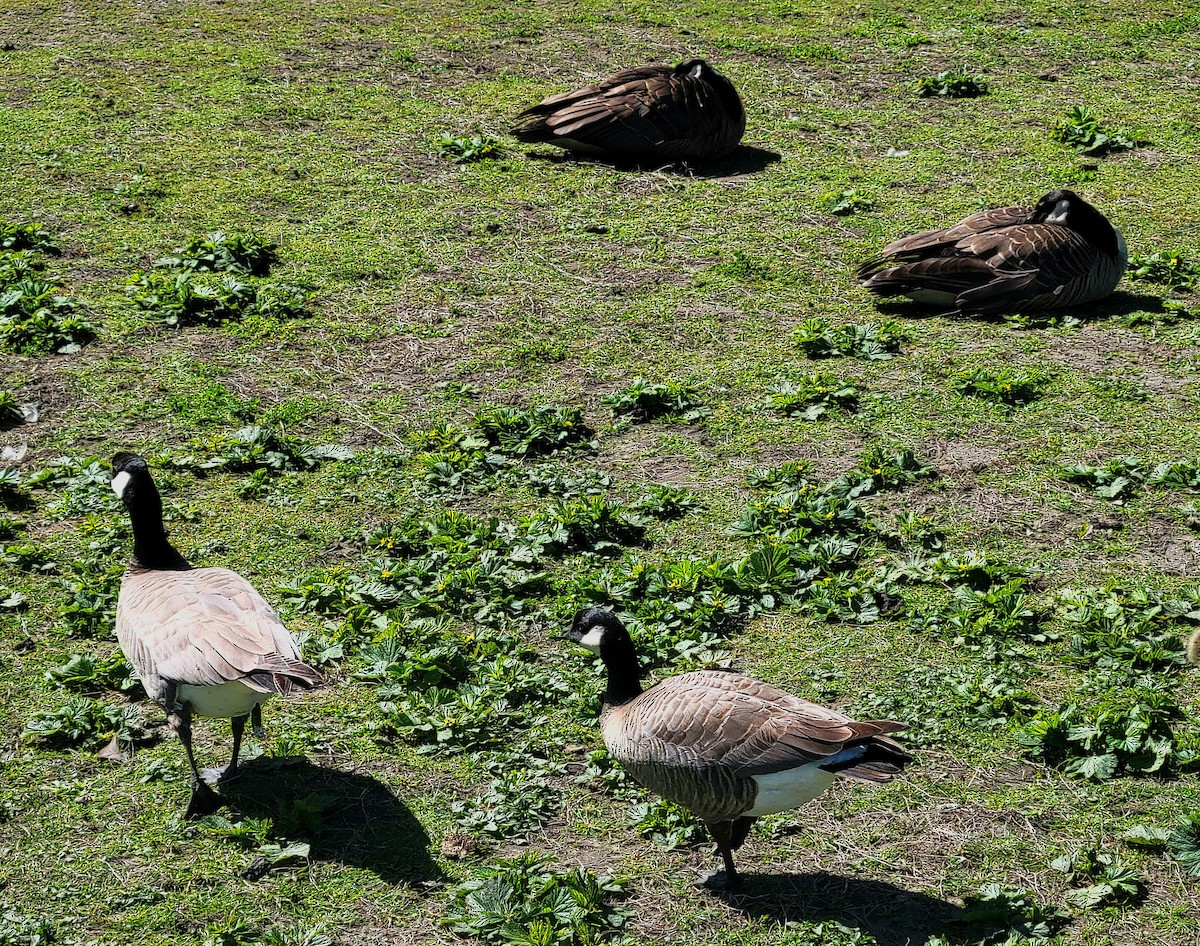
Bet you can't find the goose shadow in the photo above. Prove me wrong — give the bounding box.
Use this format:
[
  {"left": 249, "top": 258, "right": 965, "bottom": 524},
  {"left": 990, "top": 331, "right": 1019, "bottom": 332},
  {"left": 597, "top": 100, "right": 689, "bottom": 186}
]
[
  {"left": 866, "top": 288, "right": 1165, "bottom": 327},
  {"left": 525, "top": 144, "right": 781, "bottom": 178},
  {"left": 715, "top": 872, "right": 964, "bottom": 946},
  {"left": 220, "top": 755, "right": 442, "bottom": 885}
]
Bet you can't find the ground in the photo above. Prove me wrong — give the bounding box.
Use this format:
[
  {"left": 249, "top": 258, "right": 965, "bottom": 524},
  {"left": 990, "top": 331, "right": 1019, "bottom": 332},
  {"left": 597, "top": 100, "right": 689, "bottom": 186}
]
[{"left": 1, "top": 1, "right": 1199, "bottom": 945}]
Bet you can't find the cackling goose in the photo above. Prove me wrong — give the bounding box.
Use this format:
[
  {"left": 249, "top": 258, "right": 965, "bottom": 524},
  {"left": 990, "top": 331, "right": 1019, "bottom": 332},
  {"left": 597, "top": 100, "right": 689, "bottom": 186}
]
[
  {"left": 512, "top": 59, "right": 745, "bottom": 163},
  {"left": 563, "top": 608, "right": 909, "bottom": 889},
  {"left": 111, "top": 453, "right": 323, "bottom": 816},
  {"left": 857, "top": 189, "right": 1127, "bottom": 316}
]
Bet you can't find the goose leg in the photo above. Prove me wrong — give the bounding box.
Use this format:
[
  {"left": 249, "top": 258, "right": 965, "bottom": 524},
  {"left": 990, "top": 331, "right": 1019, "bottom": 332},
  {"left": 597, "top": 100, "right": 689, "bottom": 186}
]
[
  {"left": 250, "top": 703, "right": 264, "bottom": 738},
  {"left": 697, "top": 820, "right": 741, "bottom": 890},
  {"left": 199, "top": 713, "right": 250, "bottom": 786},
  {"left": 729, "top": 815, "right": 757, "bottom": 851},
  {"left": 167, "top": 694, "right": 220, "bottom": 818}
]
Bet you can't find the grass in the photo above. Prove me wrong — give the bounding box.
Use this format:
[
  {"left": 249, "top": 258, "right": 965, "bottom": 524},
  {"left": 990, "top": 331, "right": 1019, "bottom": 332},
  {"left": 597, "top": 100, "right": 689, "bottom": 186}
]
[{"left": 2, "top": 1, "right": 1200, "bottom": 945}]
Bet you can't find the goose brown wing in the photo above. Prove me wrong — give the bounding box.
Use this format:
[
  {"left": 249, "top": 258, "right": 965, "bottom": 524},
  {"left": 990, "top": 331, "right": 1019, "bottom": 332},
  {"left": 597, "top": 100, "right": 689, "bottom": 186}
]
[
  {"left": 860, "top": 205, "right": 1032, "bottom": 275},
  {"left": 117, "top": 566, "right": 322, "bottom": 696},
  {"left": 616, "top": 670, "right": 904, "bottom": 777},
  {"left": 513, "top": 66, "right": 737, "bottom": 158}
]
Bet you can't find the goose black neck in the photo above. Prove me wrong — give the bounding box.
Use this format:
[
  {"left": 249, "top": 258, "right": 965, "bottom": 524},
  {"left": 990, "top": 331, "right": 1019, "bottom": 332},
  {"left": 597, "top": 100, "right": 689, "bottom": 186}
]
[
  {"left": 123, "top": 476, "right": 190, "bottom": 571},
  {"left": 599, "top": 632, "right": 644, "bottom": 706}
]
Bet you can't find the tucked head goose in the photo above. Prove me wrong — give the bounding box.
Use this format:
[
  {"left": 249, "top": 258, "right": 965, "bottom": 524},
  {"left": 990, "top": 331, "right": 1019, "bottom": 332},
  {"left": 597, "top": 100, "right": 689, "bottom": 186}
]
[
  {"left": 1188, "top": 630, "right": 1200, "bottom": 667},
  {"left": 562, "top": 608, "right": 910, "bottom": 889},
  {"left": 857, "top": 189, "right": 1127, "bottom": 316},
  {"left": 111, "top": 453, "right": 323, "bottom": 816},
  {"left": 512, "top": 59, "right": 745, "bottom": 163}
]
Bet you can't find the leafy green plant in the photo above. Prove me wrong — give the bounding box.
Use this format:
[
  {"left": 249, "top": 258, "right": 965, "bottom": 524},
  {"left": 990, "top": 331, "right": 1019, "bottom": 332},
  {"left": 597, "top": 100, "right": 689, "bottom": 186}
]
[
  {"left": 912, "top": 67, "right": 988, "bottom": 97},
  {"left": 443, "top": 853, "right": 630, "bottom": 945},
  {"left": 912, "top": 579, "right": 1048, "bottom": 647},
  {"left": 841, "top": 446, "right": 934, "bottom": 497},
  {"left": 127, "top": 270, "right": 253, "bottom": 326},
  {"left": 819, "top": 188, "right": 874, "bottom": 216},
  {"left": 0, "top": 220, "right": 58, "bottom": 253},
  {"left": 601, "top": 378, "right": 710, "bottom": 423},
  {"left": 630, "top": 484, "right": 701, "bottom": 520},
  {"left": 438, "top": 133, "right": 504, "bottom": 163},
  {"left": 1058, "top": 584, "right": 1194, "bottom": 673},
  {"left": 1167, "top": 810, "right": 1200, "bottom": 876},
  {"left": 954, "top": 366, "right": 1050, "bottom": 407},
  {"left": 0, "top": 250, "right": 45, "bottom": 284},
  {"left": 523, "top": 497, "right": 650, "bottom": 557},
  {"left": 1050, "top": 847, "right": 1141, "bottom": 908},
  {"left": 1060, "top": 456, "right": 1146, "bottom": 501},
  {"left": 0, "top": 278, "right": 92, "bottom": 354},
  {"left": 155, "top": 231, "right": 279, "bottom": 276},
  {"left": 793, "top": 318, "right": 907, "bottom": 360},
  {"left": 45, "top": 652, "right": 138, "bottom": 693},
  {"left": 1052, "top": 105, "right": 1136, "bottom": 156},
  {"left": 1016, "top": 679, "right": 1198, "bottom": 779},
  {"left": 22, "top": 697, "right": 143, "bottom": 749},
  {"left": 745, "top": 461, "right": 816, "bottom": 491},
  {"left": 451, "top": 760, "right": 562, "bottom": 839},
  {"left": 475, "top": 405, "right": 593, "bottom": 458},
  {"left": 627, "top": 798, "right": 705, "bottom": 850},
  {"left": 1127, "top": 250, "right": 1200, "bottom": 292},
  {"left": 165, "top": 425, "right": 353, "bottom": 475},
  {"left": 939, "top": 884, "right": 1066, "bottom": 946},
  {"left": 767, "top": 373, "right": 858, "bottom": 420},
  {"left": 380, "top": 684, "right": 512, "bottom": 753}
]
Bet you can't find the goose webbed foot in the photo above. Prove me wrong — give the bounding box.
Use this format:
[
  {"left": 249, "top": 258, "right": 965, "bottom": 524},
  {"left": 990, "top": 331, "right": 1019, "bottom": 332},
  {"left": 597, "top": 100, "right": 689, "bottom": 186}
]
[
  {"left": 199, "top": 764, "right": 239, "bottom": 786},
  {"left": 694, "top": 867, "right": 740, "bottom": 891},
  {"left": 184, "top": 778, "right": 223, "bottom": 819},
  {"left": 700, "top": 820, "right": 743, "bottom": 891}
]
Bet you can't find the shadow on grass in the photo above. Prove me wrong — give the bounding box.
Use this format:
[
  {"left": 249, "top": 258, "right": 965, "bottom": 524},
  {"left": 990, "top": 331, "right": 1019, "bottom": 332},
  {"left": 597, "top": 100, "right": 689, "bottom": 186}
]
[
  {"left": 525, "top": 144, "right": 781, "bottom": 177},
  {"left": 716, "top": 872, "right": 963, "bottom": 946},
  {"left": 221, "top": 755, "right": 442, "bottom": 886},
  {"left": 867, "top": 288, "right": 1166, "bottom": 326}
]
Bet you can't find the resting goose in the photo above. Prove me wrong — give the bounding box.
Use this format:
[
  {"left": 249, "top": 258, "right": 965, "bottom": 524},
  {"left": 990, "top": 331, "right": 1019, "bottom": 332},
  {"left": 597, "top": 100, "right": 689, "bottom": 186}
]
[
  {"left": 1188, "top": 630, "right": 1200, "bottom": 667},
  {"left": 562, "top": 608, "right": 909, "bottom": 889},
  {"left": 111, "top": 452, "right": 323, "bottom": 816},
  {"left": 857, "top": 189, "right": 1127, "bottom": 316},
  {"left": 512, "top": 59, "right": 745, "bottom": 163}
]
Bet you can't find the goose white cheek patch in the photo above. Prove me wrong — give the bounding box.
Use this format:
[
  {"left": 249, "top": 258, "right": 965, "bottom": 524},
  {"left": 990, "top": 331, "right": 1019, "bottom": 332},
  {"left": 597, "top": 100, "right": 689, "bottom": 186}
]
[
  {"left": 111, "top": 471, "right": 132, "bottom": 498},
  {"left": 578, "top": 625, "right": 605, "bottom": 653}
]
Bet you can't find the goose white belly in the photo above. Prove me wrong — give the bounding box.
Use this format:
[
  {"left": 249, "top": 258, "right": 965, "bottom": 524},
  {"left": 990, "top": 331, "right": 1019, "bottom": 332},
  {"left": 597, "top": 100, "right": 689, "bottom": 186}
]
[
  {"left": 747, "top": 761, "right": 837, "bottom": 816},
  {"left": 179, "top": 680, "right": 272, "bottom": 719}
]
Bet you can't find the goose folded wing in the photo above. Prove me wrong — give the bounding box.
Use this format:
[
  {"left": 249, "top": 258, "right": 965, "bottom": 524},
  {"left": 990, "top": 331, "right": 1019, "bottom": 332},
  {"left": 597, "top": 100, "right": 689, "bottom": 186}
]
[
  {"left": 149, "top": 572, "right": 306, "bottom": 689},
  {"left": 859, "top": 255, "right": 1001, "bottom": 296},
  {"left": 539, "top": 76, "right": 699, "bottom": 152},
  {"left": 624, "top": 679, "right": 897, "bottom": 777},
  {"left": 867, "top": 205, "right": 1032, "bottom": 265}
]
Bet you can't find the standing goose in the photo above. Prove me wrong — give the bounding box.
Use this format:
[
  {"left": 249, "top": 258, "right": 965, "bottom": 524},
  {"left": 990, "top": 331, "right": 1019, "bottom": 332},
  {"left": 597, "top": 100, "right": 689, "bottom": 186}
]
[
  {"left": 857, "top": 189, "right": 1127, "bottom": 316},
  {"left": 111, "top": 452, "right": 323, "bottom": 816},
  {"left": 512, "top": 59, "right": 745, "bottom": 163},
  {"left": 562, "top": 608, "right": 909, "bottom": 889}
]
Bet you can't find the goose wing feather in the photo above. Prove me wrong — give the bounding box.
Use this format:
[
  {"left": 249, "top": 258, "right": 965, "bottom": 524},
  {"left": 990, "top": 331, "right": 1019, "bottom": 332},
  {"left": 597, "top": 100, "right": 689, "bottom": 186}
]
[
  {"left": 615, "top": 670, "right": 902, "bottom": 777},
  {"left": 117, "top": 566, "right": 320, "bottom": 697},
  {"left": 513, "top": 65, "right": 740, "bottom": 159}
]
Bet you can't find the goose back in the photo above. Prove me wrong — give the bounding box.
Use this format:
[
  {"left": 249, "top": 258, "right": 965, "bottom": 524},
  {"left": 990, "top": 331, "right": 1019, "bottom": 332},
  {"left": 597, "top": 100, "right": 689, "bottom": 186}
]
[
  {"left": 603, "top": 669, "right": 907, "bottom": 822},
  {"left": 117, "top": 564, "right": 322, "bottom": 715},
  {"left": 513, "top": 60, "right": 745, "bottom": 161},
  {"left": 857, "top": 191, "right": 1126, "bottom": 315}
]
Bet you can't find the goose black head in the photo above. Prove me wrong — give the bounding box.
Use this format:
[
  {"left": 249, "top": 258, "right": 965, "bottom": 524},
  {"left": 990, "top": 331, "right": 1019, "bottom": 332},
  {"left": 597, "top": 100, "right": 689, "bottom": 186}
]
[
  {"left": 674, "top": 58, "right": 744, "bottom": 120},
  {"left": 111, "top": 452, "right": 152, "bottom": 503},
  {"left": 1030, "top": 189, "right": 1123, "bottom": 257},
  {"left": 563, "top": 607, "right": 629, "bottom": 653}
]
